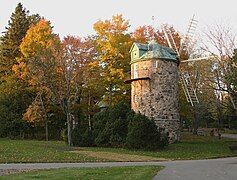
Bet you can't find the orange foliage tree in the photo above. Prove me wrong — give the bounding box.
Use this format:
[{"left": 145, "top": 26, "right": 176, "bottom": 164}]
[{"left": 13, "top": 19, "right": 61, "bottom": 141}]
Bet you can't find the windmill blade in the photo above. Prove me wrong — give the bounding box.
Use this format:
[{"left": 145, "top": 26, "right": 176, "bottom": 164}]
[
  {"left": 179, "top": 72, "right": 199, "bottom": 106},
  {"left": 162, "top": 25, "right": 180, "bottom": 57},
  {"left": 179, "top": 15, "right": 198, "bottom": 56},
  {"left": 168, "top": 30, "right": 180, "bottom": 56},
  {"left": 180, "top": 55, "right": 218, "bottom": 63},
  {"left": 162, "top": 26, "right": 173, "bottom": 48}
]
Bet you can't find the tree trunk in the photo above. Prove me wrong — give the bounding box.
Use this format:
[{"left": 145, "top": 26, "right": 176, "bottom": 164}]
[
  {"left": 192, "top": 106, "right": 199, "bottom": 134},
  {"left": 67, "top": 112, "right": 72, "bottom": 146},
  {"left": 109, "top": 84, "right": 112, "bottom": 106},
  {"left": 216, "top": 96, "right": 223, "bottom": 128},
  {"left": 38, "top": 92, "right": 49, "bottom": 141},
  {"left": 88, "top": 92, "right": 92, "bottom": 131},
  {"left": 32, "top": 126, "right": 35, "bottom": 139},
  {"left": 45, "top": 120, "right": 49, "bottom": 141},
  {"left": 205, "top": 119, "right": 208, "bottom": 128}
]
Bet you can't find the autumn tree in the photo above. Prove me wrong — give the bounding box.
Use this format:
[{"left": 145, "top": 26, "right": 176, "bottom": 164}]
[
  {"left": 75, "top": 36, "right": 104, "bottom": 131},
  {"left": 56, "top": 36, "right": 102, "bottom": 145},
  {"left": 15, "top": 20, "right": 101, "bottom": 144},
  {"left": 132, "top": 25, "right": 182, "bottom": 51},
  {"left": 58, "top": 36, "right": 87, "bottom": 145},
  {"left": 23, "top": 92, "right": 48, "bottom": 137},
  {"left": 13, "top": 19, "right": 61, "bottom": 140},
  {"left": 14, "top": 19, "right": 60, "bottom": 86},
  {"left": 133, "top": 25, "right": 165, "bottom": 45},
  {"left": 93, "top": 14, "right": 133, "bottom": 106}
]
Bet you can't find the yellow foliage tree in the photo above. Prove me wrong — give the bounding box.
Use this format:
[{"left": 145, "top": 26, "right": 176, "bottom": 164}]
[
  {"left": 13, "top": 19, "right": 61, "bottom": 141},
  {"left": 13, "top": 19, "right": 61, "bottom": 87},
  {"left": 93, "top": 14, "right": 133, "bottom": 105}
]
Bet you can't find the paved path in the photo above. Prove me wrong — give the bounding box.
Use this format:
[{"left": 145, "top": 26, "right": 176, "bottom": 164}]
[
  {"left": 0, "top": 157, "right": 237, "bottom": 179},
  {"left": 222, "top": 133, "right": 237, "bottom": 139},
  {"left": 154, "top": 157, "right": 237, "bottom": 180}
]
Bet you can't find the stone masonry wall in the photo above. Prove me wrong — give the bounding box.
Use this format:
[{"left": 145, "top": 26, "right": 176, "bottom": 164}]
[{"left": 131, "top": 58, "right": 180, "bottom": 143}]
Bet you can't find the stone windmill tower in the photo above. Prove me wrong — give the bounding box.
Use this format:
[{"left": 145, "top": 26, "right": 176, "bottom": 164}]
[
  {"left": 125, "top": 16, "right": 217, "bottom": 142},
  {"left": 126, "top": 40, "right": 180, "bottom": 142}
]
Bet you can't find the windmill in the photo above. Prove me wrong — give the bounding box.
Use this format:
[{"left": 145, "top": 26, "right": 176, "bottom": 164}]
[
  {"left": 126, "top": 16, "right": 220, "bottom": 140},
  {"left": 161, "top": 15, "right": 215, "bottom": 107}
]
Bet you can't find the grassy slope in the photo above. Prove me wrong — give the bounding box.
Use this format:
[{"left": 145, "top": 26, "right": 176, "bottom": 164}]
[
  {"left": 0, "top": 133, "right": 236, "bottom": 163},
  {"left": 0, "top": 139, "right": 101, "bottom": 163},
  {"left": 83, "top": 133, "right": 237, "bottom": 160},
  {"left": 0, "top": 166, "right": 163, "bottom": 180}
]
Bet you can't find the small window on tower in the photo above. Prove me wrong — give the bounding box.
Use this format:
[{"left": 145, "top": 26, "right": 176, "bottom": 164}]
[
  {"left": 153, "top": 61, "right": 158, "bottom": 68},
  {"left": 134, "top": 95, "right": 138, "bottom": 103}
]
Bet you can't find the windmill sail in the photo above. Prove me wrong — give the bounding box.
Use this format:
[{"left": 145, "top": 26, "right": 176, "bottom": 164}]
[
  {"left": 180, "top": 72, "right": 199, "bottom": 106},
  {"left": 162, "top": 15, "right": 201, "bottom": 106},
  {"left": 179, "top": 15, "right": 198, "bottom": 57},
  {"left": 162, "top": 26, "right": 180, "bottom": 57}
]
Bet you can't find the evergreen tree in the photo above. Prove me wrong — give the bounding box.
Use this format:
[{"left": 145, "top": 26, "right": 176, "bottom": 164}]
[
  {"left": 0, "top": 3, "right": 39, "bottom": 78},
  {"left": 0, "top": 3, "right": 40, "bottom": 138}
]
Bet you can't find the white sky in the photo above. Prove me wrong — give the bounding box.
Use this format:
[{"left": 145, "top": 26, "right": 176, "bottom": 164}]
[{"left": 1, "top": 0, "right": 237, "bottom": 38}]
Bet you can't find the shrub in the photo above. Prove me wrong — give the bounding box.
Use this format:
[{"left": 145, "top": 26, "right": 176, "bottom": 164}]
[
  {"left": 93, "top": 101, "right": 130, "bottom": 147},
  {"left": 71, "top": 126, "right": 82, "bottom": 146},
  {"left": 71, "top": 125, "right": 93, "bottom": 147},
  {"left": 125, "top": 113, "right": 164, "bottom": 150},
  {"left": 91, "top": 101, "right": 169, "bottom": 150}
]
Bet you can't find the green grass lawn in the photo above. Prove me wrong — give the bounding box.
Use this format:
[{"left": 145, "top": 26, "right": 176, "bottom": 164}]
[
  {"left": 0, "top": 133, "right": 236, "bottom": 163},
  {"left": 0, "top": 166, "right": 163, "bottom": 180},
  {"left": 0, "top": 139, "right": 102, "bottom": 163},
  {"left": 80, "top": 133, "right": 237, "bottom": 160},
  {"left": 223, "top": 129, "right": 237, "bottom": 134}
]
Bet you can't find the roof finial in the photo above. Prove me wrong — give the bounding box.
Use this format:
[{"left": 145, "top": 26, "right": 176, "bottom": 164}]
[
  {"left": 148, "top": 16, "right": 156, "bottom": 52},
  {"left": 151, "top": 16, "right": 155, "bottom": 41}
]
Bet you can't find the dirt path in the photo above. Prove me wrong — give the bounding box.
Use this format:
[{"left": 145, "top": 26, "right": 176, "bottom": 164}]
[{"left": 71, "top": 150, "right": 167, "bottom": 162}]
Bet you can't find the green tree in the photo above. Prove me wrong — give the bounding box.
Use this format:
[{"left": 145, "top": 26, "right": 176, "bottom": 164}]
[
  {"left": 0, "top": 3, "right": 39, "bottom": 78},
  {"left": 0, "top": 76, "right": 34, "bottom": 138},
  {"left": 227, "top": 49, "right": 237, "bottom": 115},
  {"left": 0, "top": 3, "right": 40, "bottom": 138}
]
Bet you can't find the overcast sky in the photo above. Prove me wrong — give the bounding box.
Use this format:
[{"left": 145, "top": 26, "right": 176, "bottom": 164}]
[{"left": 1, "top": 0, "right": 237, "bottom": 38}]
